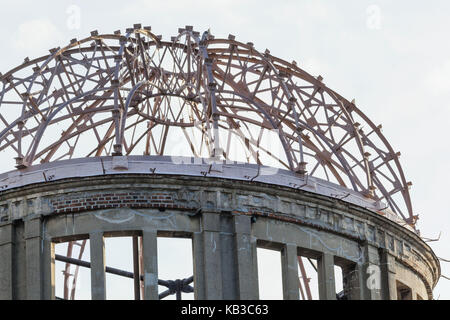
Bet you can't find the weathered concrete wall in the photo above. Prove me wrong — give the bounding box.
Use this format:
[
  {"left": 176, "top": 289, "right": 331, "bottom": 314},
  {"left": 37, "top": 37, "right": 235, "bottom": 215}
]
[{"left": 0, "top": 169, "right": 440, "bottom": 300}]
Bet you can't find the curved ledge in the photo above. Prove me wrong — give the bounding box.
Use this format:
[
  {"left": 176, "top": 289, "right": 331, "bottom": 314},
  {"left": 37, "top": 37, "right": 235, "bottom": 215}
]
[{"left": 0, "top": 155, "right": 409, "bottom": 229}]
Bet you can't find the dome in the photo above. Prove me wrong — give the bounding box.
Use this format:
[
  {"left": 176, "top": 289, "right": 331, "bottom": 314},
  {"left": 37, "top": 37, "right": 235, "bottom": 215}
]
[{"left": 0, "top": 25, "right": 414, "bottom": 227}]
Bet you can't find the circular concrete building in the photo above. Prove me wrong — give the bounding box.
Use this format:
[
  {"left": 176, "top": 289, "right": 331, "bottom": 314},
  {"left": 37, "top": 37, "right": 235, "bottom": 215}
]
[{"left": 0, "top": 25, "right": 440, "bottom": 300}]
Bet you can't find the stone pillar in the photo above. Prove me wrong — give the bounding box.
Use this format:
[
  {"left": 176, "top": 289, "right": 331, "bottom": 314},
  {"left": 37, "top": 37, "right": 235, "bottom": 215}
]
[
  {"left": 380, "top": 248, "right": 397, "bottom": 300},
  {"left": 342, "top": 263, "right": 364, "bottom": 300},
  {"left": 142, "top": 230, "right": 158, "bottom": 300},
  {"left": 200, "top": 212, "right": 223, "bottom": 299},
  {"left": 42, "top": 239, "right": 55, "bottom": 300},
  {"left": 361, "top": 243, "right": 382, "bottom": 300},
  {"left": 24, "top": 217, "right": 43, "bottom": 299},
  {"left": 90, "top": 232, "right": 106, "bottom": 300},
  {"left": 318, "top": 252, "right": 336, "bottom": 300},
  {"left": 233, "top": 215, "right": 257, "bottom": 299},
  {"left": 281, "top": 243, "right": 300, "bottom": 300},
  {"left": 0, "top": 223, "right": 14, "bottom": 299},
  {"left": 192, "top": 231, "right": 206, "bottom": 300}
]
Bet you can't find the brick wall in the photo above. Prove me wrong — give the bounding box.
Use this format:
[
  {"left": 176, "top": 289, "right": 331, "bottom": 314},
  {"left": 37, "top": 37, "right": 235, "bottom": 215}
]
[{"left": 50, "top": 191, "right": 185, "bottom": 213}]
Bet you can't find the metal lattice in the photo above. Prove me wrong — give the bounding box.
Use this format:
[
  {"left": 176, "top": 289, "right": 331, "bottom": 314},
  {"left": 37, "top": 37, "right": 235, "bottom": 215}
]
[{"left": 0, "top": 25, "right": 415, "bottom": 226}]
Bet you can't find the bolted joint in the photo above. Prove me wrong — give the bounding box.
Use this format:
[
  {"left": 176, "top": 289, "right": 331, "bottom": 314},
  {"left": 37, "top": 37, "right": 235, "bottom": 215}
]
[
  {"left": 405, "top": 214, "right": 419, "bottom": 226},
  {"left": 212, "top": 147, "right": 223, "bottom": 159},
  {"left": 295, "top": 161, "right": 308, "bottom": 175},
  {"left": 14, "top": 157, "right": 27, "bottom": 170},
  {"left": 119, "top": 36, "right": 128, "bottom": 44},
  {"left": 363, "top": 186, "right": 376, "bottom": 199},
  {"left": 204, "top": 57, "right": 213, "bottom": 65},
  {"left": 112, "top": 144, "right": 123, "bottom": 156},
  {"left": 212, "top": 113, "right": 220, "bottom": 121},
  {"left": 110, "top": 79, "right": 120, "bottom": 87},
  {"left": 49, "top": 47, "right": 60, "bottom": 54},
  {"left": 17, "top": 120, "right": 25, "bottom": 129},
  {"left": 111, "top": 109, "right": 121, "bottom": 118}
]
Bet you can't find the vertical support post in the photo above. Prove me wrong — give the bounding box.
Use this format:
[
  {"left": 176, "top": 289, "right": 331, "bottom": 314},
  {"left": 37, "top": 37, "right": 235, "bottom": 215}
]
[
  {"left": 361, "top": 243, "right": 382, "bottom": 300},
  {"left": 90, "top": 232, "right": 106, "bottom": 300},
  {"left": 281, "top": 243, "right": 300, "bottom": 300},
  {"left": 132, "top": 236, "right": 141, "bottom": 300},
  {"left": 0, "top": 223, "right": 14, "bottom": 299},
  {"left": 24, "top": 217, "right": 43, "bottom": 299},
  {"left": 233, "top": 215, "right": 257, "bottom": 299},
  {"left": 380, "top": 248, "right": 397, "bottom": 300},
  {"left": 250, "top": 236, "right": 259, "bottom": 299},
  {"left": 342, "top": 263, "right": 364, "bottom": 300},
  {"left": 42, "top": 239, "right": 55, "bottom": 300},
  {"left": 142, "top": 230, "right": 158, "bottom": 300},
  {"left": 201, "top": 213, "right": 222, "bottom": 299},
  {"left": 318, "top": 252, "right": 336, "bottom": 300},
  {"left": 192, "top": 231, "right": 205, "bottom": 300}
]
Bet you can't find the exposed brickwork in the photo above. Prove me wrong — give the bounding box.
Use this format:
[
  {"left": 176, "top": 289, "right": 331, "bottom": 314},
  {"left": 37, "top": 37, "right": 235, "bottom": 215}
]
[{"left": 50, "top": 191, "right": 185, "bottom": 213}]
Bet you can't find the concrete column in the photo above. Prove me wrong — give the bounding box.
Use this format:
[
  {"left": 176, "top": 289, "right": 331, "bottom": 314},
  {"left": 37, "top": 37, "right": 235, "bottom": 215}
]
[
  {"left": 342, "top": 263, "right": 364, "bottom": 300},
  {"left": 42, "top": 239, "right": 55, "bottom": 300},
  {"left": 24, "top": 217, "right": 43, "bottom": 299},
  {"left": 281, "top": 243, "right": 300, "bottom": 300},
  {"left": 361, "top": 243, "right": 382, "bottom": 300},
  {"left": 0, "top": 223, "right": 14, "bottom": 299},
  {"left": 380, "top": 248, "right": 397, "bottom": 300},
  {"left": 250, "top": 236, "right": 259, "bottom": 299},
  {"left": 142, "top": 230, "right": 158, "bottom": 300},
  {"left": 318, "top": 252, "right": 336, "bottom": 300},
  {"left": 90, "top": 232, "right": 106, "bottom": 300},
  {"left": 192, "top": 231, "right": 205, "bottom": 300},
  {"left": 233, "top": 215, "right": 257, "bottom": 299},
  {"left": 198, "top": 212, "right": 223, "bottom": 299}
]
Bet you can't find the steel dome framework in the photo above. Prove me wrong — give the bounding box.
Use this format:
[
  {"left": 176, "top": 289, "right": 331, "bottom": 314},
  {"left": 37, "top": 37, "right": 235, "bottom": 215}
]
[{"left": 0, "top": 25, "right": 414, "bottom": 226}]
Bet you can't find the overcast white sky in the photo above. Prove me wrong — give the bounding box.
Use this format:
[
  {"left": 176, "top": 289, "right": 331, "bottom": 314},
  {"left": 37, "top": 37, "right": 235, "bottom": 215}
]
[{"left": 0, "top": 0, "right": 449, "bottom": 299}]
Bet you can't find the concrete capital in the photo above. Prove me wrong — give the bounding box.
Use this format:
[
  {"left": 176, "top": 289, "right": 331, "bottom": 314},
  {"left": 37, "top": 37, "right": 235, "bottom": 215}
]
[
  {"left": 202, "top": 212, "right": 221, "bottom": 232},
  {"left": 233, "top": 214, "right": 251, "bottom": 235},
  {"left": 24, "top": 217, "right": 42, "bottom": 240},
  {"left": 0, "top": 223, "right": 14, "bottom": 246}
]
